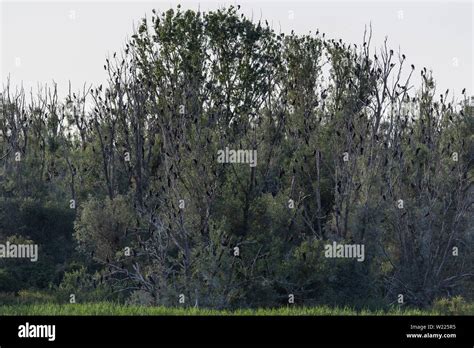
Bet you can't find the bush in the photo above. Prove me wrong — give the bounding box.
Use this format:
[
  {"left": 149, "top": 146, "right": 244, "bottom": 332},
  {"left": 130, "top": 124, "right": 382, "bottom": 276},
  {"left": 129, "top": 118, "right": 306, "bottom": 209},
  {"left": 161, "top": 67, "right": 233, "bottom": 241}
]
[
  {"left": 0, "top": 290, "right": 56, "bottom": 305},
  {"left": 58, "top": 266, "right": 115, "bottom": 303},
  {"left": 74, "top": 195, "right": 134, "bottom": 260},
  {"left": 432, "top": 296, "right": 474, "bottom": 315},
  {"left": 17, "top": 290, "right": 56, "bottom": 304}
]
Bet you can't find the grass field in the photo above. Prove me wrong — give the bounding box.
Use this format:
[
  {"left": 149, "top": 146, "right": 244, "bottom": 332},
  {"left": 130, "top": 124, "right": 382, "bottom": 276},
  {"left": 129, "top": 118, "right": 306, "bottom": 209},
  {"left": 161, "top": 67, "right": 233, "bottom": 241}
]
[{"left": 0, "top": 302, "right": 469, "bottom": 316}]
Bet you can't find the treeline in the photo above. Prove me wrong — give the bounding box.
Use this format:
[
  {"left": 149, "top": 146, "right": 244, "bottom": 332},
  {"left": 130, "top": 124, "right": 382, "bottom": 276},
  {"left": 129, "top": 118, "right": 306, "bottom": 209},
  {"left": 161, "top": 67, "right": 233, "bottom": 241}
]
[{"left": 0, "top": 6, "right": 472, "bottom": 309}]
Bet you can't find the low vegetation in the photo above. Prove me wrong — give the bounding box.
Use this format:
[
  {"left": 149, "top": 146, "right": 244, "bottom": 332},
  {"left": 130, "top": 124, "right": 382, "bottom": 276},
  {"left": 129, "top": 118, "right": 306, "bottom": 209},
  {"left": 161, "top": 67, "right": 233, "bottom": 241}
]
[{"left": 0, "top": 302, "right": 469, "bottom": 316}]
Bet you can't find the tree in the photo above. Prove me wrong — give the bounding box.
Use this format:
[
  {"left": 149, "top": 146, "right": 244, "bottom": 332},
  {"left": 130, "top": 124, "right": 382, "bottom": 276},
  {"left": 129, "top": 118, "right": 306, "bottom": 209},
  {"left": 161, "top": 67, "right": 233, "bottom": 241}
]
[{"left": 1, "top": 6, "right": 472, "bottom": 309}]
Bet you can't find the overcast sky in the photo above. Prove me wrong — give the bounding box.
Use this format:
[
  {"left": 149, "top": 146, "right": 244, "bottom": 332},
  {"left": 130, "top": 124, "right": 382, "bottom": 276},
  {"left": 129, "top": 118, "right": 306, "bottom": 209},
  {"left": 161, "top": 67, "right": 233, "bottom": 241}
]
[{"left": 1, "top": 0, "right": 472, "bottom": 100}]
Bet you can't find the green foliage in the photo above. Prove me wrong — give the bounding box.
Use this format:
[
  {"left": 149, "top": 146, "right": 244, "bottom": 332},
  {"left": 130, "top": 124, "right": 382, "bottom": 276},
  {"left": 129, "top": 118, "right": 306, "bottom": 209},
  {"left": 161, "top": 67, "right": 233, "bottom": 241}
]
[
  {"left": 57, "top": 266, "right": 114, "bottom": 303},
  {"left": 0, "top": 290, "right": 56, "bottom": 305},
  {"left": 0, "top": 301, "right": 470, "bottom": 316},
  {"left": 432, "top": 296, "right": 474, "bottom": 315},
  {"left": 74, "top": 195, "right": 135, "bottom": 260},
  {"left": 0, "top": 198, "right": 75, "bottom": 291}
]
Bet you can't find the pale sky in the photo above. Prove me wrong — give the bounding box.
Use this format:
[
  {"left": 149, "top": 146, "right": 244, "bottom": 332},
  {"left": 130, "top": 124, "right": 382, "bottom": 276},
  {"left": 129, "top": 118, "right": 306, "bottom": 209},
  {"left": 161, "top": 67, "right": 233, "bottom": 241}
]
[{"left": 1, "top": 0, "right": 472, "bottom": 100}]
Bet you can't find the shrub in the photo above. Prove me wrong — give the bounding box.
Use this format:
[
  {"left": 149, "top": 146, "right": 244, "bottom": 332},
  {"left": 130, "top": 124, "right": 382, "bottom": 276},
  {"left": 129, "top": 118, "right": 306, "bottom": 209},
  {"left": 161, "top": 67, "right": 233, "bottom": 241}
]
[{"left": 432, "top": 296, "right": 474, "bottom": 315}]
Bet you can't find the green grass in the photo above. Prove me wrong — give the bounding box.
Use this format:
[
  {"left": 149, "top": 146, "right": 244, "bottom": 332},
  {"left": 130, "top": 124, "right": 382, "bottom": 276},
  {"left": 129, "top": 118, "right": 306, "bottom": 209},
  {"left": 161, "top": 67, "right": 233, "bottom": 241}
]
[{"left": 0, "top": 302, "right": 453, "bottom": 316}]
